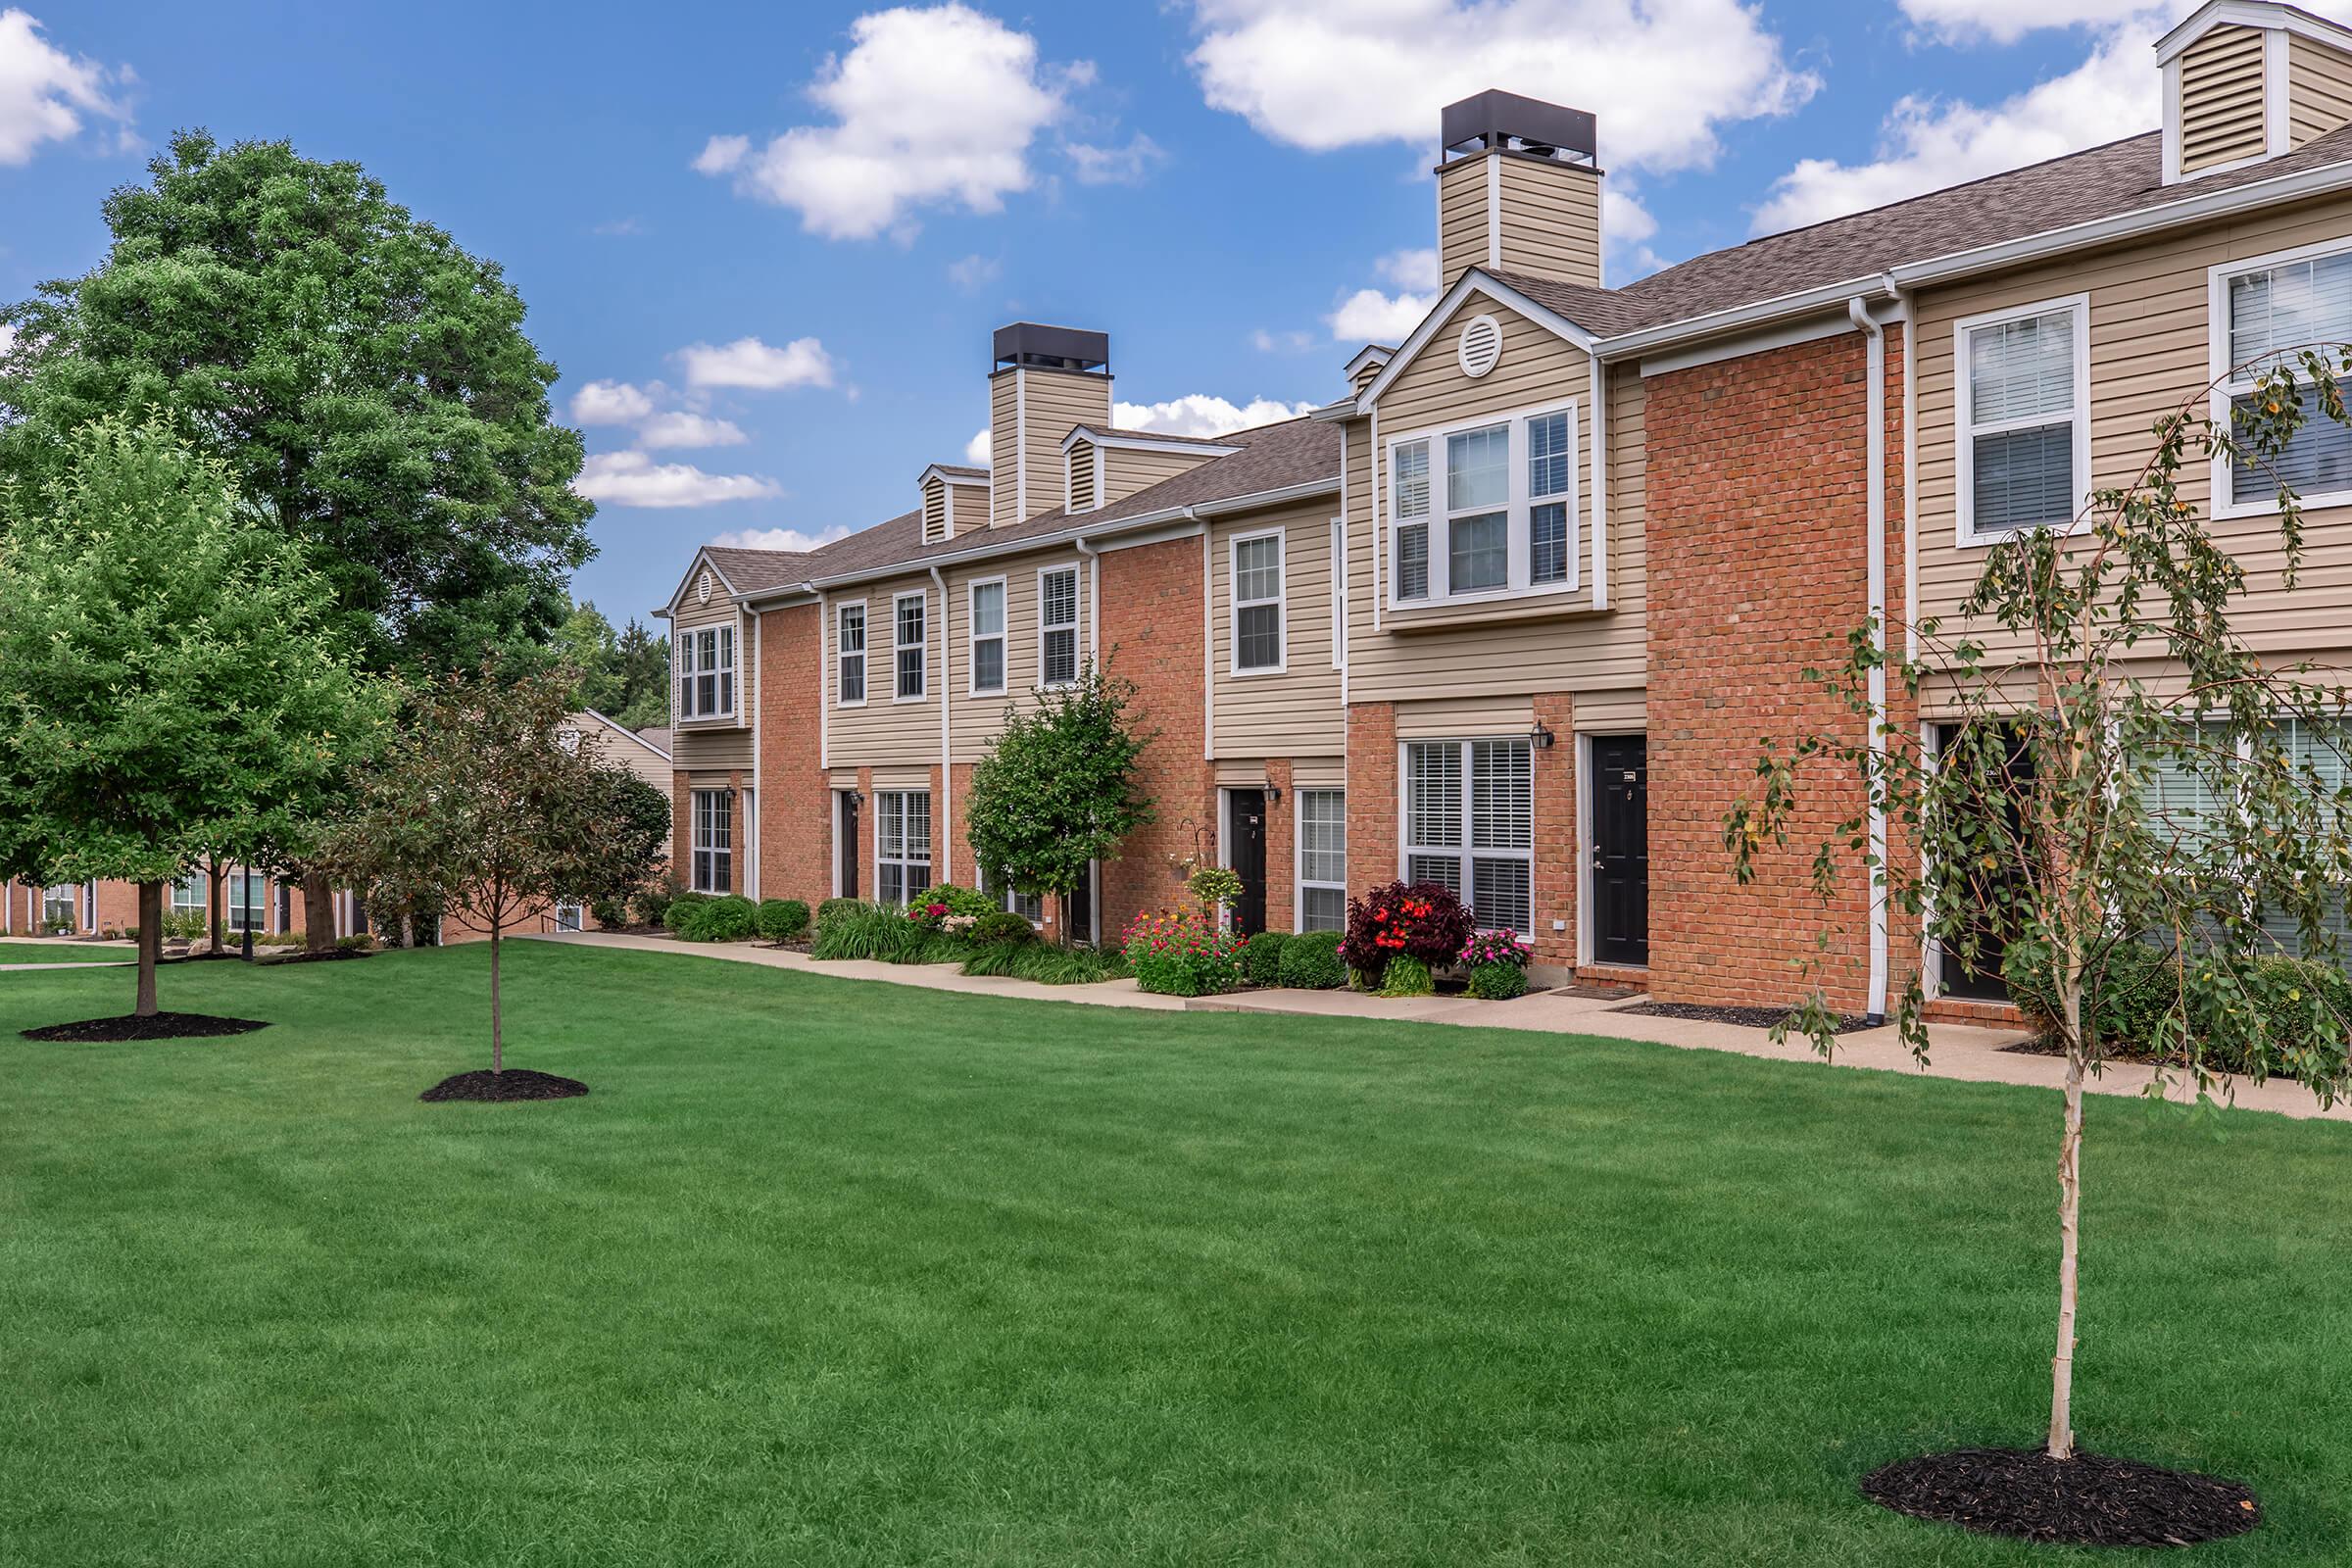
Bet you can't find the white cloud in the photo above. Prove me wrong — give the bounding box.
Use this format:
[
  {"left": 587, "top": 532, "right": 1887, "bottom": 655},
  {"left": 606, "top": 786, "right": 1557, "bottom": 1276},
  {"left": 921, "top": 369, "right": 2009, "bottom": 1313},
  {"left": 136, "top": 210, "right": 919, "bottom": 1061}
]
[
  {"left": 698, "top": 4, "right": 1079, "bottom": 239},
  {"left": 692, "top": 133, "right": 750, "bottom": 174},
  {"left": 1184, "top": 0, "right": 1818, "bottom": 173},
  {"left": 708, "top": 523, "right": 853, "bottom": 552},
  {"left": 575, "top": 451, "right": 781, "bottom": 509},
  {"left": 677, "top": 335, "right": 837, "bottom": 391},
  {"left": 1326, "top": 286, "right": 1433, "bottom": 344},
  {"left": 1602, "top": 184, "right": 1668, "bottom": 280},
  {"left": 964, "top": 427, "right": 992, "bottom": 466},
  {"left": 1753, "top": 11, "right": 2164, "bottom": 234},
  {"left": 1251, "top": 326, "right": 1314, "bottom": 354},
  {"left": 1376, "top": 247, "right": 1442, "bottom": 292},
  {"left": 1897, "top": 0, "right": 2173, "bottom": 46},
  {"left": 1112, "top": 393, "right": 1316, "bottom": 438},
  {"left": 0, "top": 9, "right": 129, "bottom": 166},
  {"left": 1067, "top": 132, "right": 1166, "bottom": 184},
  {"left": 638, "top": 411, "right": 749, "bottom": 449},
  {"left": 569, "top": 378, "right": 655, "bottom": 424},
  {"left": 948, "top": 253, "right": 1002, "bottom": 292}
]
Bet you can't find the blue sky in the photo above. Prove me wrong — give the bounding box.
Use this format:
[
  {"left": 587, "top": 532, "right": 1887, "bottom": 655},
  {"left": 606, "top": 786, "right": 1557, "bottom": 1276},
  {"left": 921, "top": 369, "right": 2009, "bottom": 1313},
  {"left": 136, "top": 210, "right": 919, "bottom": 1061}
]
[{"left": 3, "top": 0, "right": 2196, "bottom": 623}]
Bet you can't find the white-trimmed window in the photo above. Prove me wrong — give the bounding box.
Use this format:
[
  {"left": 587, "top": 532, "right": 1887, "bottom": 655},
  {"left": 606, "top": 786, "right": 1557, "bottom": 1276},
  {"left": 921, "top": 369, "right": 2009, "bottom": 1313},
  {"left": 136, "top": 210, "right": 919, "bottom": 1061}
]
[
  {"left": 876, "top": 791, "right": 932, "bottom": 906},
  {"left": 229, "top": 870, "right": 267, "bottom": 932},
  {"left": 836, "top": 602, "right": 866, "bottom": 706},
  {"left": 894, "top": 592, "right": 927, "bottom": 702},
  {"left": 1232, "top": 530, "right": 1285, "bottom": 673},
  {"left": 1040, "top": 566, "right": 1080, "bottom": 688},
  {"left": 171, "top": 877, "right": 204, "bottom": 916},
  {"left": 676, "top": 623, "right": 737, "bottom": 720},
  {"left": 986, "top": 864, "right": 1043, "bottom": 925},
  {"left": 969, "top": 578, "right": 1006, "bottom": 695},
  {"left": 1403, "top": 739, "right": 1534, "bottom": 935},
  {"left": 1955, "top": 294, "right": 2089, "bottom": 543},
  {"left": 692, "top": 789, "right": 733, "bottom": 893},
  {"left": 1389, "top": 399, "right": 1578, "bottom": 606},
  {"left": 2213, "top": 241, "right": 2352, "bottom": 514},
  {"left": 41, "top": 884, "right": 75, "bottom": 931},
  {"left": 1297, "top": 789, "right": 1347, "bottom": 932}
]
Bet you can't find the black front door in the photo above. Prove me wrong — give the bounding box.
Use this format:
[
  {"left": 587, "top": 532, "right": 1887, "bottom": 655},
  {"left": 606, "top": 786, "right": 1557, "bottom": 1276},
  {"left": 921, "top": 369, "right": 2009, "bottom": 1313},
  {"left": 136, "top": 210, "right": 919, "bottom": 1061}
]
[
  {"left": 1935, "top": 722, "right": 2034, "bottom": 1000},
  {"left": 1591, "top": 736, "right": 1649, "bottom": 967},
  {"left": 1067, "top": 861, "right": 1095, "bottom": 946},
  {"left": 838, "top": 792, "right": 860, "bottom": 900},
  {"left": 1228, "top": 789, "right": 1268, "bottom": 936}
]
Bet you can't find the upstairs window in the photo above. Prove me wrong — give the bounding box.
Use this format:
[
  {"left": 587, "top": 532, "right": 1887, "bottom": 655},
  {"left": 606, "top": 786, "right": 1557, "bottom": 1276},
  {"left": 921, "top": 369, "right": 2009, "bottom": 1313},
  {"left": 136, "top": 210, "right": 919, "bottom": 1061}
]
[
  {"left": 894, "top": 592, "right": 926, "bottom": 701},
  {"left": 969, "top": 579, "right": 1006, "bottom": 695},
  {"left": 2216, "top": 242, "right": 2352, "bottom": 514},
  {"left": 1040, "top": 566, "right": 1080, "bottom": 688},
  {"left": 837, "top": 603, "right": 866, "bottom": 705},
  {"left": 1390, "top": 401, "right": 1577, "bottom": 606},
  {"left": 1232, "top": 531, "right": 1285, "bottom": 672},
  {"left": 1956, "top": 295, "right": 2088, "bottom": 542},
  {"left": 676, "top": 623, "right": 737, "bottom": 720}
]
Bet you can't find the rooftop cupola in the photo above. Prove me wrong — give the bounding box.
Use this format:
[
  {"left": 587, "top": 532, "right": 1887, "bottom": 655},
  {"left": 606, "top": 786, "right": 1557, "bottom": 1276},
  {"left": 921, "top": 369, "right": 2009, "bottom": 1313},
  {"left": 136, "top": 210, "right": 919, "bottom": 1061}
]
[
  {"left": 987, "top": 322, "right": 1112, "bottom": 527},
  {"left": 1436, "top": 90, "right": 1602, "bottom": 291},
  {"left": 2159, "top": 0, "right": 2352, "bottom": 184}
]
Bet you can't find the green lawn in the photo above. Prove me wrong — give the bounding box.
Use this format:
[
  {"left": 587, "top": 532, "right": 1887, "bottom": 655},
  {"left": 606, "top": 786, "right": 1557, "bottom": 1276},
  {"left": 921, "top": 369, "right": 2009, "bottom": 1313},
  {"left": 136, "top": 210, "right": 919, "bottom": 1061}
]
[
  {"left": 6, "top": 945, "right": 2351, "bottom": 1567},
  {"left": 0, "top": 940, "right": 133, "bottom": 962}
]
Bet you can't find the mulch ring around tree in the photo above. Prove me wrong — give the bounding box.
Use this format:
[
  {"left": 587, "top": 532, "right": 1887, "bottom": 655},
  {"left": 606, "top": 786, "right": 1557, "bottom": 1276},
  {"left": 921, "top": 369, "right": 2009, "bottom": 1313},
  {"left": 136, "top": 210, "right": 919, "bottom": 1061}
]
[
  {"left": 23, "top": 1012, "right": 270, "bottom": 1043},
  {"left": 1862, "top": 1447, "right": 2260, "bottom": 1548},
  {"left": 419, "top": 1068, "right": 589, "bottom": 1103},
  {"left": 1610, "top": 999, "right": 1876, "bottom": 1034},
  {"left": 254, "top": 948, "right": 375, "bottom": 965}
]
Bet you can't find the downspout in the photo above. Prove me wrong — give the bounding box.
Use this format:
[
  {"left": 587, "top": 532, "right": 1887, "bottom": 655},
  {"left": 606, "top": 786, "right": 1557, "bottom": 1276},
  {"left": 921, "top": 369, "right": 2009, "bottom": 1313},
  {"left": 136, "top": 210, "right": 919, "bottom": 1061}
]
[
  {"left": 1201, "top": 528, "right": 1215, "bottom": 761},
  {"left": 1074, "top": 535, "right": 1101, "bottom": 662},
  {"left": 749, "top": 609, "right": 762, "bottom": 899},
  {"left": 1898, "top": 288, "right": 1920, "bottom": 663},
  {"left": 1848, "top": 293, "right": 1890, "bottom": 1025},
  {"left": 818, "top": 592, "right": 830, "bottom": 770},
  {"left": 930, "top": 564, "right": 953, "bottom": 887}
]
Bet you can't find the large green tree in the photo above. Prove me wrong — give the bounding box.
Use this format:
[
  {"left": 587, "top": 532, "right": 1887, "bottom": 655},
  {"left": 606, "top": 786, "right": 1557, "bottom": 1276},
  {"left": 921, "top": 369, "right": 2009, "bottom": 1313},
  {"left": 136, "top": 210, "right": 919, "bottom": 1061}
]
[
  {"left": 0, "top": 129, "right": 598, "bottom": 945},
  {"left": 0, "top": 416, "right": 379, "bottom": 1020}
]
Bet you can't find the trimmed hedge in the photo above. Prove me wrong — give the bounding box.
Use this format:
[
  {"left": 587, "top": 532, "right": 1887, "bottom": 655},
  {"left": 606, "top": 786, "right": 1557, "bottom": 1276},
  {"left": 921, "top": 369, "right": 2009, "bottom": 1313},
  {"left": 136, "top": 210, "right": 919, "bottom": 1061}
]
[
  {"left": 1277, "top": 931, "right": 1347, "bottom": 990},
  {"left": 1242, "top": 929, "right": 1290, "bottom": 986},
  {"left": 755, "top": 899, "right": 810, "bottom": 942},
  {"left": 672, "top": 894, "right": 757, "bottom": 942}
]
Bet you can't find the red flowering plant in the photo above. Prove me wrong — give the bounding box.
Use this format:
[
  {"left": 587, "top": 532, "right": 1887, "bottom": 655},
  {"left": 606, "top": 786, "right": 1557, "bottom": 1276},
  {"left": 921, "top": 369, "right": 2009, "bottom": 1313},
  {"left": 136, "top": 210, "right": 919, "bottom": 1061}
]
[
  {"left": 1338, "top": 881, "right": 1473, "bottom": 989},
  {"left": 1121, "top": 906, "right": 1246, "bottom": 997}
]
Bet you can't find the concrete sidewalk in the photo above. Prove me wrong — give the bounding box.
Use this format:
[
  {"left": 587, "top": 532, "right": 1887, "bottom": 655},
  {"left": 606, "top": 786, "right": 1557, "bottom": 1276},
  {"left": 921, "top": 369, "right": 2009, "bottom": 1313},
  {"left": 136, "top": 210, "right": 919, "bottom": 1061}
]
[{"left": 528, "top": 931, "right": 2352, "bottom": 1125}]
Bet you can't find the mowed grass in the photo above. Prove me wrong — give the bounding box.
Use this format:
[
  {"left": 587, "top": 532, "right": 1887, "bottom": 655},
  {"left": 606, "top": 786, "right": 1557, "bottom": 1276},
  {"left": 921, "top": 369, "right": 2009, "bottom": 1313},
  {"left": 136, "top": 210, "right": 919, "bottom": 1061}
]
[
  {"left": 5, "top": 945, "right": 2351, "bottom": 1567},
  {"left": 0, "top": 941, "right": 134, "bottom": 962}
]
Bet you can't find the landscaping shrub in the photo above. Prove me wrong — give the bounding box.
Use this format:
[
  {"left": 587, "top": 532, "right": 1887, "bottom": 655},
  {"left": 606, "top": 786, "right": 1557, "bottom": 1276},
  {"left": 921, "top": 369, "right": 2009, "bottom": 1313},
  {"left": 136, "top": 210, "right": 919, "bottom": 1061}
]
[
  {"left": 2004, "top": 938, "right": 2352, "bottom": 1076},
  {"left": 1340, "top": 882, "right": 1472, "bottom": 988},
  {"left": 1461, "top": 930, "right": 1533, "bottom": 971},
  {"left": 1277, "top": 931, "right": 1347, "bottom": 990},
  {"left": 812, "top": 901, "right": 942, "bottom": 963},
  {"left": 335, "top": 933, "right": 375, "bottom": 952},
  {"left": 634, "top": 876, "right": 685, "bottom": 929},
  {"left": 674, "top": 894, "right": 757, "bottom": 942},
  {"left": 1467, "top": 960, "right": 1529, "bottom": 1001},
  {"left": 662, "top": 891, "right": 711, "bottom": 935},
  {"left": 902, "top": 883, "right": 995, "bottom": 927},
  {"left": 968, "top": 909, "right": 1037, "bottom": 948},
  {"left": 1241, "top": 929, "right": 1290, "bottom": 986},
  {"left": 754, "top": 899, "right": 810, "bottom": 942},
  {"left": 815, "top": 897, "right": 866, "bottom": 935},
  {"left": 961, "top": 941, "right": 1128, "bottom": 984},
  {"left": 1122, "top": 908, "right": 1245, "bottom": 997},
  {"left": 1377, "top": 953, "right": 1436, "bottom": 998},
  {"left": 587, "top": 895, "right": 628, "bottom": 930}
]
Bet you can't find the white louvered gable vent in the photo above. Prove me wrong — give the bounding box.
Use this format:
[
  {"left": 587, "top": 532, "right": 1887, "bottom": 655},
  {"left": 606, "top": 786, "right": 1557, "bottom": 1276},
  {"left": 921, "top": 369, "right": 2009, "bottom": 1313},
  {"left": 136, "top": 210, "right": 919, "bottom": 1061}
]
[
  {"left": 697, "top": 569, "right": 712, "bottom": 605},
  {"left": 1457, "top": 314, "right": 1502, "bottom": 378}
]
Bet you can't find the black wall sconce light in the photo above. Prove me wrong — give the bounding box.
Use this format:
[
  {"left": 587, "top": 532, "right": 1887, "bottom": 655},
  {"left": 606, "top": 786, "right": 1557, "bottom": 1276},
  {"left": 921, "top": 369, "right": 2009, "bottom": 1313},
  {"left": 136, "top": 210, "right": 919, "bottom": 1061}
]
[{"left": 1530, "top": 720, "right": 1556, "bottom": 751}]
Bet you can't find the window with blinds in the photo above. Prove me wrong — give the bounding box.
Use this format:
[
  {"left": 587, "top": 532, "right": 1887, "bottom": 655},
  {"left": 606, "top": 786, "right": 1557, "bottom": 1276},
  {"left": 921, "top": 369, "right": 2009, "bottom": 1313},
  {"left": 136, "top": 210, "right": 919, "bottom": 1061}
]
[
  {"left": 1298, "top": 789, "right": 1347, "bottom": 931},
  {"left": 1959, "top": 298, "right": 2085, "bottom": 541},
  {"left": 837, "top": 603, "right": 866, "bottom": 705},
  {"left": 1402, "top": 739, "right": 1535, "bottom": 934},
  {"left": 894, "top": 592, "right": 926, "bottom": 701},
  {"left": 676, "top": 624, "right": 736, "bottom": 719},
  {"left": 1390, "top": 400, "right": 1577, "bottom": 605},
  {"left": 2265, "top": 716, "right": 2352, "bottom": 959},
  {"left": 692, "top": 789, "right": 733, "bottom": 893},
  {"left": 877, "top": 791, "right": 933, "bottom": 906},
  {"left": 1232, "top": 532, "right": 1284, "bottom": 672},
  {"left": 2220, "top": 244, "right": 2352, "bottom": 509},
  {"left": 969, "top": 579, "right": 1006, "bottom": 695},
  {"left": 1040, "top": 566, "right": 1080, "bottom": 688}
]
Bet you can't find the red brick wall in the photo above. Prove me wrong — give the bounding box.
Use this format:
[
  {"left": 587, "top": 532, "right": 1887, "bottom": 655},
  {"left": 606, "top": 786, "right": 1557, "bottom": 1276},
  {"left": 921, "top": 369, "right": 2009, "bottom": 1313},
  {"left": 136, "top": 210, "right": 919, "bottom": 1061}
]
[
  {"left": 756, "top": 604, "right": 830, "bottom": 907},
  {"left": 671, "top": 768, "right": 693, "bottom": 898},
  {"left": 1644, "top": 324, "right": 1915, "bottom": 1012},
  {"left": 1346, "top": 702, "right": 1397, "bottom": 907},
  {"left": 1262, "top": 759, "right": 1295, "bottom": 933},
  {"left": 1099, "top": 536, "right": 1214, "bottom": 937},
  {"left": 1531, "top": 692, "right": 1576, "bottom": 968}
]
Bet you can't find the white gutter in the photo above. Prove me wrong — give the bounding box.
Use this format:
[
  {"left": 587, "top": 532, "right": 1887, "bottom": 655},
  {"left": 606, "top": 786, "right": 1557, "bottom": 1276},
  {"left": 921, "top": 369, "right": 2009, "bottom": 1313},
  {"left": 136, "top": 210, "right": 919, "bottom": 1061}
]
[
  {"left": 1074, "top": 535, "right": 1101, "bottom": 662},
  {"left": 930, "top": 564, "right": 953, "bottom": 887},
  {"left": 1848, "top": 294, "right": 1891, "bottom": 1026}
]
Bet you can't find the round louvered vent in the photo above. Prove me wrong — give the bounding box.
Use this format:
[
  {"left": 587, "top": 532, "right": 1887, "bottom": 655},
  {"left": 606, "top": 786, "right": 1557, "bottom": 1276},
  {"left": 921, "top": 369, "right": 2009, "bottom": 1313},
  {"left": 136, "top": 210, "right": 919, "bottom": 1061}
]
[
  {"left": 697, "top": 569, "right": 712, "bottom": 604},
  {"left": 1457, "top": 314, "right": 1502, "bottom": 378}
]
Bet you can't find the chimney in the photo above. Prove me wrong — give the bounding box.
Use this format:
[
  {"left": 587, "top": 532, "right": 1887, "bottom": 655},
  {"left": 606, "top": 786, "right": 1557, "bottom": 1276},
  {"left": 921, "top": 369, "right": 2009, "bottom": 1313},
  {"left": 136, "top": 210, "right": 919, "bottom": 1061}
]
[
  {"left": 989, "top": 322, "right": 1112, "bottom": 527},
  {"left": 1436, "top": 90, "right": 1602, "bottom": 291}
]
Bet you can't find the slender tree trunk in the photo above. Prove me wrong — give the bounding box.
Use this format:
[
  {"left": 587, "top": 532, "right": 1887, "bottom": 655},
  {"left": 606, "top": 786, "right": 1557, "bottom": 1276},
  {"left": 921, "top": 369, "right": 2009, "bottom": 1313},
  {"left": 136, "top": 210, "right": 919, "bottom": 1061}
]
[
  {"left": 135, "top": 881, "right": 162, "bottom": 1018},
  {"left": 2050, "top": 977, "right": 2087, "bottom": 1461},
  {"left": 303, "top": 867, "right": 334, "bottom": 955},
  {"left": 489, "top": 921, "right": 503, "bottom": 1075},
  {"left": 208, "top": 858, "right": 224, "bottom": 952}
]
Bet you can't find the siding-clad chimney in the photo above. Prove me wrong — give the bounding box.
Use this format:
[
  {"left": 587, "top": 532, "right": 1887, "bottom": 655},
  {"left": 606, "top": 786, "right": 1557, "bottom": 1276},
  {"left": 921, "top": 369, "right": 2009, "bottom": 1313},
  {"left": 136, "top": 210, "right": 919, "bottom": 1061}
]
[
  {"left": 1435, "top": 90, "right": 1602, "bottom": 290},
  {"left": 988, "top": 323, "right": 1112, "bottom": 527}
]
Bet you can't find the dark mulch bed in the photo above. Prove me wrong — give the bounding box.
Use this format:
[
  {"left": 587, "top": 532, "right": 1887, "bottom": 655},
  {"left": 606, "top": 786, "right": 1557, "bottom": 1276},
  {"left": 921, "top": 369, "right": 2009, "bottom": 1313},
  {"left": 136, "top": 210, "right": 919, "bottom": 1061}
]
[
  {"left": 2001, "top": 1035, "right": 2199, "bottom": 1066},
  {"left": 1862, "top": 1447, "right": 2260, "bottom": 1548},
  {"left": 24, "top": 1011, "right": 270, "bottom": 1043},
  {"left": 255, "top": 947, "right": 374, "bottom": 965},
  {"left": 1611, "top": 999, "right": 1874, "bottom": 1034},
  {"left": 419, "top": 1068, "right": 590, "bottom": 1103}
]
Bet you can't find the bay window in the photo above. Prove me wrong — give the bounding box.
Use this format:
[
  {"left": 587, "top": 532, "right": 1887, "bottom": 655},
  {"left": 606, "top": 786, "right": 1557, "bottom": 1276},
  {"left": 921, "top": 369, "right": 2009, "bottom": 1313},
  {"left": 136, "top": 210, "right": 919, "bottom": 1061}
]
[
  {"left": 837, "top": 602, "right": 866, "bottom": 705},
  {"left": 1390, "top": 400, "right": 1578, "bottom": 606},
  {"left": 876, "top": 791, "right": 932, "bottom": 906},
  {"left": 2214, "top": 241, "right": 2352, "bottom": 514},
  {"left": 1955, "top": 294, "right": 2088, "bottom": 543},
  {"left": 692, "top": 789, "right": 733, "bottom": 893},
  {"left": 676, "top": 623, "right": 737, "bottom": 720},
  {"left": 1403, "top": 739, "right": 1534, "bottom": 934},
  {"left": 969, "top": 579, "right": 1006, "bottom": 695},
  {"left": 1040, "top": 566, "right": 1080, "bottom": 688},
  {"left": 1297, "top": 789, "right": 1348, "bottom": 932},
  {"left": 894, "top": 592, "right": 926, "bottom": 701}
]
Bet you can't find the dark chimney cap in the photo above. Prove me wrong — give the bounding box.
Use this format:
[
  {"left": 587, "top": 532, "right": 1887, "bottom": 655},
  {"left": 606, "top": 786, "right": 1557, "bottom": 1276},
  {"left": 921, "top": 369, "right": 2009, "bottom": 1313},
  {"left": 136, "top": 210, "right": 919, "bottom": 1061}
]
[
  {"left": 1441, "top": 91, "right": 1596, "bottom": 168},
  {"left": 993, "top": 322, "right": 1110, "bottom": 375}
]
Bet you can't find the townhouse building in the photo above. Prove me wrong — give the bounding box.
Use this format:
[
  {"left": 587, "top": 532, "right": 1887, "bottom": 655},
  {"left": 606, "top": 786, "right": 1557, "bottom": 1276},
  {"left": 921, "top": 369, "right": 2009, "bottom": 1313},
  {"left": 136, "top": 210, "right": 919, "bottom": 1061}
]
[{"left": 661, "top": 0, "right": 2352, "bottom": 1010}]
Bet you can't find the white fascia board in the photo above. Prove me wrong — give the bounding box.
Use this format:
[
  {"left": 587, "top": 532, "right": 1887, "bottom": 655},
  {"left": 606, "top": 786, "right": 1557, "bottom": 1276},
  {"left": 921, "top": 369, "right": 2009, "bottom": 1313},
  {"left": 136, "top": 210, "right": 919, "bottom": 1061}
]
[
  {"left": 1057, "top": 427, "right": 1242, "bottom": 458},
  {"left": 660, "top": 547, "right": 744, "bottom": 618},
  {"left": 1343, "top": 344, "right": 1395, "bottom": 381},
  {"left": 2155, "top": 0, "right": 2352, "bottom": 66},
  {"left": 917, "top": 464, "right": 987, "bottom": 489},
  {"left": 1355, "top": 269, "right": 1598, "bottom": 412}
]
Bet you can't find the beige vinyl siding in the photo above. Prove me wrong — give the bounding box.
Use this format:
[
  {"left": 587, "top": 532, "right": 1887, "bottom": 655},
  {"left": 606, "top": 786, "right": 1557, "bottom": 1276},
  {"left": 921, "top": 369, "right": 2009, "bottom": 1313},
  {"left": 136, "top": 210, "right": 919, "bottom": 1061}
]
[
  {"left": 1396, "top": 695, "right": 1532, "bottom": 739},
  {"left": 2180, "top": 24, "right": 2269, "bottom": 174},
  {"left": 1438, "top": 156, "right": 1491, "bottom": 287},
  {"left": 1914, "top": 191, "right": 2352, "bottom": 675},
  {"left": 2289, "top": 33, "right": 2352, "bottom": 148},
  {"left": 1066, "top": 440, "right": 1098, "bottom": 513},
  {"left": 945, "top": 546, "right": 1088, "bottom": 754},
  {"left": 1100, "top": 445, "right": 1213, "bottom": 508},
  {"left": 1292, "top": 756, "right": 1346, "bottom": 787},
  {"left": 824, "top": 573, "right": 940, "bottom": 769},
  {"left": 997, "top": 368, "right": 1111, "bottom": 526},
  {"left": 988, "top": 371, "right": 1019, "bottom": 528},
  {"left": 578, "top": 716, "right": 672, "bottom": 794},
  {"left": 949, "top": 479, "right": 988, "bottom": 535},
  {"left": 1207, "top": 501, "right": 1344, "bottom": 759},
  {"left": 674, "top": 725, "right": 753, "bottom": 773},
  {"left": 922, "top": 475, "right": 949, "bottom": 544},
  {"left": 1494, "top": 155, "right": 1602, "bottom": 287},
  {"left": 1345, "top": 295, "right": 1646, "bottom": 708}
]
